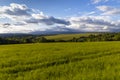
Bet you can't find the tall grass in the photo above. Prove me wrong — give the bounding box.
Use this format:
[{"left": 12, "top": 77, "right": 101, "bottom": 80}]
[{"left": 0, "top": 42, "right": 120, "bottom": 80}]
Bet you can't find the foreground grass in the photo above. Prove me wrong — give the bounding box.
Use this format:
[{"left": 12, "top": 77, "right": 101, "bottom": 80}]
[{"left": 0, "top": 42, "right": 120, "bottom": 80}]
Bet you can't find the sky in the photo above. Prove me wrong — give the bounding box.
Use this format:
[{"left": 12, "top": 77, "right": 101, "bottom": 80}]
[{"left": 0, "top": 0, "right": 120, "bottom": 34}]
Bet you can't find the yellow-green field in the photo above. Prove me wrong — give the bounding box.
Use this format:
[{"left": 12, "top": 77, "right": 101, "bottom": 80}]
[
  {"left": 44, "top": 33, "right": 98, "bottom": 41},
  {"left": 0, "top": 42, "right": 120, "bottom": 80}
]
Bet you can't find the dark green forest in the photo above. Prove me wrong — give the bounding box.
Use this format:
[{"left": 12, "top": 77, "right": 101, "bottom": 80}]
[{"left": 1, "top": 33, "right": 120, "bottom": 44}]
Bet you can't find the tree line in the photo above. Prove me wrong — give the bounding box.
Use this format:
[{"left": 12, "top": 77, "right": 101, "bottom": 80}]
[{"left": 1, "top": 33, "right": 120, "bottom": 44}]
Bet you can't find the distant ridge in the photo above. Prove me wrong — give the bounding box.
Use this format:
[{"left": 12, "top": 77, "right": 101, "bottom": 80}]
[
  {"left": 0, "top": 33, "right": 33, "bottom": 37},
  {"left": 0, "top": 31, "right": 83, "bottom": 37}
]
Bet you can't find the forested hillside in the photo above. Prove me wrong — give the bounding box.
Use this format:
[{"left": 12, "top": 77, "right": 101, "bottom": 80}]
[{"left": 1, "top": 33, "right": 120, "bottom": 44}]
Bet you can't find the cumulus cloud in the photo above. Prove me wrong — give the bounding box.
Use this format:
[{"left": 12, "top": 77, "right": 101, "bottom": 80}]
[
  {"left": 0, "top": 3, "right": 70, "bottom": 26},
  {"left": 0, "top": 3, "right": 120, "bottom": 33},
  {"left": 0, "top": 3, "right": 32, "bottom": 21},
  {"left": 68, "top": 16, "right": 120, "bottom": 32},
  {"left": 0, "top": 3, "right": 30, "bottom": 16},
  {"left": 25, "top": 16, "right": 70, "bottom": 25},
  {"left": 0, "top": 23, "right": 36, "bottom": 33},
  {"left": 97, "top": 5, "right": 120, "bottom": 15}
]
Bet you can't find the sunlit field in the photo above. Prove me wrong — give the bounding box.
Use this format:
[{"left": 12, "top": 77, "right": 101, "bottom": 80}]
[
  {"left": 0, "top": 42, "right": 120, "bottom": 80},
  {"left": 44, "top": 33, "right": 98, "bottom": 41}
]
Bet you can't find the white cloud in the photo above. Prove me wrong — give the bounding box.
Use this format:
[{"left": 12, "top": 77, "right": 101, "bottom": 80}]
[
  {"left": 32, "top": 12, "right": 46, "bottom": 19},
  {"left": 0, "top": 3, "right": 70, "bottom": 26},
  {"left": 0, "top": 3, "right": 30, "bottom": 16},
  {"left": 0, "top": 3, "right": 120, "bottom": 33},
  {"left": 67, "top": 16, "right": 120, "bottom": 32},
  {"left": 87, "top": 11, "right": 96, "bottom": 15},
  {"left": 97, "top": 5, "right": 120, "bottom": 15},
  {"left": 0, "top": 3, "right": 71, "bottom": 33},
  {"left": 0, "top": 3, "right": 31, "bottom": 21},
  {"left": 92, "top": 0, "right": 109, "bottom": 4}
]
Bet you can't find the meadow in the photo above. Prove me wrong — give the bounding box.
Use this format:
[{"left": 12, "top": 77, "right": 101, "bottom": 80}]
[
  {"left": 0, "top": 42, "right": 120, "bottom": 80},
  {"left": 44, "top": 33, "right": 98, "bottom": 41}
]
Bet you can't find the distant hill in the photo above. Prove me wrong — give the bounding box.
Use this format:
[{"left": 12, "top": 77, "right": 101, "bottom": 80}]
[
  {"left": 30, "top": 30, "right": 83, "bottom": 35},
  {"left": 0, "top": 33, "right": 34, "bottom": 38},
  {"left": 0, "top": 31, "right": 85, "bottom": 38}
]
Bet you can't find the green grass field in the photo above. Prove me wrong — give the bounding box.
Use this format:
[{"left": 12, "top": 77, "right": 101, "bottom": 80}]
[
  {"left": 0, "top": 42, "right": 120, "bottom": 80},
  {"left": 44, "top": 33, "right": 98, "bottom": 41}
]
